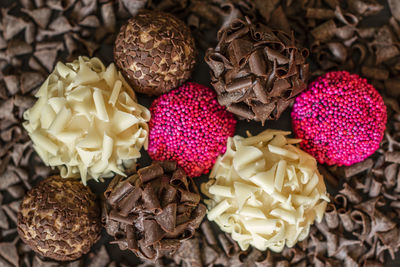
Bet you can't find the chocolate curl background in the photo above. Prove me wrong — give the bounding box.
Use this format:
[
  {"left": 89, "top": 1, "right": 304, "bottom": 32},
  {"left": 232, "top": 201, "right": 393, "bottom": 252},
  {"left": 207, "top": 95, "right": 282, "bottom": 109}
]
[
  {"left": 3, "top": 0, "right": 400, "bottom": 266},
  {"left": 103, "top": 161, "right": 206, "bottom": 261},
  {"left": 205, "top": 19, "right": 309, "bottom": 124}
]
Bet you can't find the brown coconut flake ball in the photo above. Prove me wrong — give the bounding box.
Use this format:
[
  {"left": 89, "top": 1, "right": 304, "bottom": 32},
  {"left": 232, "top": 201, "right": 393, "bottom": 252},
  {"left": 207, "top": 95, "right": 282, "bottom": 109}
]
[
  {"left": 114, "top": 10, "right": 197, "bottom": 96},
  {"left": 102, "top": 161, "right": 206, "bottom": 261},
  {"left": 205, "top": 18, "right": 310, "bottom": 124},
  {"left": 17, "top": 176, "right": 101, "bottom": 261}
]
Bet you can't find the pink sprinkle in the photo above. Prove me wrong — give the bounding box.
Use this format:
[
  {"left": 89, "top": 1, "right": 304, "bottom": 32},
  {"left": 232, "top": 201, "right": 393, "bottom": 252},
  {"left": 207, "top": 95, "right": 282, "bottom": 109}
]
[
  {"left": 291, "top": 71, "right": 387, "bottom": 166},
  {"left": 148, "top": 82, "right": 237, "bottom": 177}
]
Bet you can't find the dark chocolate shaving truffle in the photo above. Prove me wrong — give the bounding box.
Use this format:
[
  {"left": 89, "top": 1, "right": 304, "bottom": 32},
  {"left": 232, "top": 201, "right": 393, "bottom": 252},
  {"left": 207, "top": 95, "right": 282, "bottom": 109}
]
[
  {"left": 17, "top": 176, "right": 101, "bottom": 261},
  {"left": 114, "top": 10, "right": 197, "bottom": 95},
  {"left": 103, "top": 161, "right": 206, "bottom": 261},
  {"left": 206, "top": 18, "right": 309, "bottom": 124}
]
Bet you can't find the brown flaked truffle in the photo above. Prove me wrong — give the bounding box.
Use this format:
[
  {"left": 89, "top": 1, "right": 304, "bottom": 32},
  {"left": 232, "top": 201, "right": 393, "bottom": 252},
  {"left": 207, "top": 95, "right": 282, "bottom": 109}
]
[
  {"left": 17, "top": 176, "right": 101, "bottom": 261},
  {"left": 114, "top": 10, "right": 197, "bottom": 95},
  {"left": 103, "top": 161, "right": 206, "bottom": 261},
  {"left": 205, "top": 18, "right": 309, "bottom": 124}
]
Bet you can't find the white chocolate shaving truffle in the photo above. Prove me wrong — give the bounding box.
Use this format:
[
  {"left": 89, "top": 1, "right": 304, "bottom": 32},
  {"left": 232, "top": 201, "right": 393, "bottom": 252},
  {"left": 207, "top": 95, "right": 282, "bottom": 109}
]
[
  {"left": 23, "top": 56, "right": 150, "bottom": 184},
  {"left": 201, "top": 129, "right": 329, "bottom": 252}
]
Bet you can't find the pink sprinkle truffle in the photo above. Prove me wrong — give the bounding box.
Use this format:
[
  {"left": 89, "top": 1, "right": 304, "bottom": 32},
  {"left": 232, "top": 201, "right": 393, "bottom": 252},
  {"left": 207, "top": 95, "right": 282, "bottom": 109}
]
[
  {"left": 291, "top": 71, "right": 387, "bottom": 166},
  {"left": 148, "top": 82, "right": 237, "bottom": 177}
]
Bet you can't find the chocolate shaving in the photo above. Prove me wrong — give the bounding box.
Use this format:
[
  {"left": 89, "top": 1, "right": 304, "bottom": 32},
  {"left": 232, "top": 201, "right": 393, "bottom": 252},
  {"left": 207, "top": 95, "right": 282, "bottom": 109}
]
[
  {"left": 206, "top": 17, "right": 309, "bottom": 124},
  {"left": 138, "top": 163, "right": 164, "bottom": 183},
  {"left": 104, "top": 161, "right": 206, "bottom": 260}
]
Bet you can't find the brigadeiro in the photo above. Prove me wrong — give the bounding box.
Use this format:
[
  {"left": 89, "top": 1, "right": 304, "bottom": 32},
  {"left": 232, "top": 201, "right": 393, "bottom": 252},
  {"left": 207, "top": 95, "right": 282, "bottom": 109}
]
[
  {"left": 17, "top": 176, "right": 101, "bottom": 261},
  {"left": 102, "top": 161, "right": 206, "bottom": 260},
  {"left": 205, "top": 18, "right": 309, "bottom": 125},
  {"left": 291, "top": 71, "right": 387, "bottom": 166},
  {"left": 23, "top": 56, "right": 150, "bottom": 184},
  {"left": 114, "top": 10, "right": 197, "bottom": 96},
  {"left": 148, "top": 82, "right": 237, "bottom": 177}
]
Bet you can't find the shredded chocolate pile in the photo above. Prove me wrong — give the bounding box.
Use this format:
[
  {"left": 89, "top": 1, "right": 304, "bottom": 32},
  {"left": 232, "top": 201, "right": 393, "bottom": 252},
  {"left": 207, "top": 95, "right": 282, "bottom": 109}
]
[
  {"left": 205, "top": 19, "right": 309, "bottom": 124},
  {"left": 103, "top": 161, "right": 206, "bottom": 261}
]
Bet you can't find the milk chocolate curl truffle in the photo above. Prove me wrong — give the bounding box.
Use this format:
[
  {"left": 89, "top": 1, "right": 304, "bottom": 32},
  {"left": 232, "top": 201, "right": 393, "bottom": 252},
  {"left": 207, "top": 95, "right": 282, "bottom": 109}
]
[
  {"left": 114, "top": 10, "right": 197, "bottom": 96},
  {"left": 206, "top": 18, "right": 309, "bottom": 124},
  {"left": 103, "top": 161, "right": 206, "bottom": 260},
  {"left": 23, "top": 56, "right": 150, "bottom": 184},
  {"left": 202, "top": 130, "right": 329, "bottom": 252},
  {"left": 17, "top": 176, "right": 101, "bottom": 261}
]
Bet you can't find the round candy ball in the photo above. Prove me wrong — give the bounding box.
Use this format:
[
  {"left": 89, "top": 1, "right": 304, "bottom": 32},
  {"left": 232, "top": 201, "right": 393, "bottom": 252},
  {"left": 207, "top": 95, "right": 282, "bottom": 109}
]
[
  {"left": 148, "top": 82, "right": 237, "bottom": 177},
  {"left": 17, "top": 176, "right": 101, "bottom": 261},
  {"left": 114, "top": 10, "right": 197, "bottom": 96},
  {"left": 291, "top": 71, "right": 387, "bottom": 166}
]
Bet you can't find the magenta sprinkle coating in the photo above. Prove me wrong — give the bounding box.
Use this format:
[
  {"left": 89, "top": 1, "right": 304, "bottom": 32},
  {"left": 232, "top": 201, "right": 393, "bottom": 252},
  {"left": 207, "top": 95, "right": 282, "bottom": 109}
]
[
  {"left": 291, "top": 71, "right": 387, "bottom": 166},
  {"left": 148, "top": 82, "right": 237, "bottom": 177}
]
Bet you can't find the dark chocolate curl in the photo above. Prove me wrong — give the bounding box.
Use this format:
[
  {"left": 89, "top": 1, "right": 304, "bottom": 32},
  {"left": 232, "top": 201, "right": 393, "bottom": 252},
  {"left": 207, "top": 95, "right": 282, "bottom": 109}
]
[
  {"left": 265, "top": 47, "right": 289, "bottom": 65},
  {"left": 170, "top": 167, "right": 189, "bottom": 189},
  {"left": 339, "top": 183, "right": 362, "bottom": 204},
  {"left": 118, "top": 187, "right": 143, "bottom": 216},
  {"left": 226, "top": 77, "right": 253, "bottom": 92},
  {"left": 270, "top": 79, "right": 291, "bottom": 97},
  {"left": 253, "top": 80, "right": 268, "bottom": 104},
  {"left": 157, "top": 160, "right": 177, "bottom": 172},
  {"left": 105, "top": 175, "right": 122, "bottom": 199},
  {"left": 354, "top": 197, "right": 385, "bottom": 217},
  {"left": 218, "top": 91, "right": 246, "bottom": 106},
  {"left": 218, "top": 234, "right": 235, "bottom": 256},
  {"left": 361, "top": 66, "right": 389, "bottom": 80},
  {"left": 227, "top": 103, "right": 256, "bottom": 120},
  {"left": 327, "top": 42, "right": 347, "bottom": 63},
  {"left": 126, "top": 225, "right": 138, "bottom": 250},
  {"left": 369, "top": 178, "right": 382, "bottom": 197},
  {"left": 180, "top": 189, "right": 201, "bottom": 204},
  {"left": 144, "top": 219, "right": 166, "bottom": 245},
  {"left": 311, "top": 20, "right": 337, "bottom": 41},
  {"left": 385, "top": 151, "right": 400, "bottom": 164},
  {"left": 338, "top": 208, "right": 354, "bottom": 232},
  {"left": 344, "top": 158, "right": 373, "bottom": 178},
  {"left": 109, "top": 210, "right": 136, "bottom": 224},
  {"left": 142, "top": 182, "right": 162, "bottom": 213},
  {"left": 107, "top": 178, "right": 135, "bottom": 205},
  {"left": 334, "top": 6, "right": 358, "bottom": 26},
  {"left": 227, "top": 39, "right": 253, "bottom": 67},
  {"left": 324, "top": 203, "right": 339, "bottom": 229},
  {"left": 306, "top": 8, "right": 335, "bottom": 19},
  {"left": 155, "top": 203, "right": 177, "bottom": 233},
  {"left": 201, "top": 220, "right": 217, "bottom": 245},
  {"left": 138, "top": 163, "right": 164, "bottom": 183},
  {"left": 249, "top": 50, "right": 267, "bottom": 76},
  {"left": 350, "top": 210, "right": 371, "bottom": 242},
  {"left": 205, "top": 52, "right": 228, "bottom": 78}
]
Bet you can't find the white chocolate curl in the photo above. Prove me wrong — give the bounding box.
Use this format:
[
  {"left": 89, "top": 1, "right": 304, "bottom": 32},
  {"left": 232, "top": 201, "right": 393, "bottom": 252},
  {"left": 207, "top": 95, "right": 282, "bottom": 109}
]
[
  {"left": 201, "top": 129, "right": 329, "bottom": 252},
  {"left": 23, "top": 56, "right": 150, "bottom": 184}
]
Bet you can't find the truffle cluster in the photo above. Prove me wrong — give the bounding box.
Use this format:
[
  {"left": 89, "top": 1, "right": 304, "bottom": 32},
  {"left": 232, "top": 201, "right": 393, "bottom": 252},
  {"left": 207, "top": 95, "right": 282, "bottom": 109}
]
[
  {"left": 148, "top": 82, "right": 237, "bottom": 177},
  {"left": 206, "top": 18, "right": 309, "bottom": 124},
  {"left": 291, "top": 71, "right": 387, "bottom": 166},
  {"left": 114, "top": 10, "right": 197, "bottom": 96},
  {"left": 103, "top": 161, "right": 206, "bottom": 260},
  {"left": 23, "top": 56, "right": 150, "bottom": 184},
  {"left": 17, "top": 176, "right": 101, "bottom": 261}
]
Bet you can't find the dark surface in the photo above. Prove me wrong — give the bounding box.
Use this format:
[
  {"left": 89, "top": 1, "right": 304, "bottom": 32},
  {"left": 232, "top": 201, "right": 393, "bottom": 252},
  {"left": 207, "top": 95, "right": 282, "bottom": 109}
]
[{"left": 1, "top": 0, "right": 400, "bottom": 266}]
